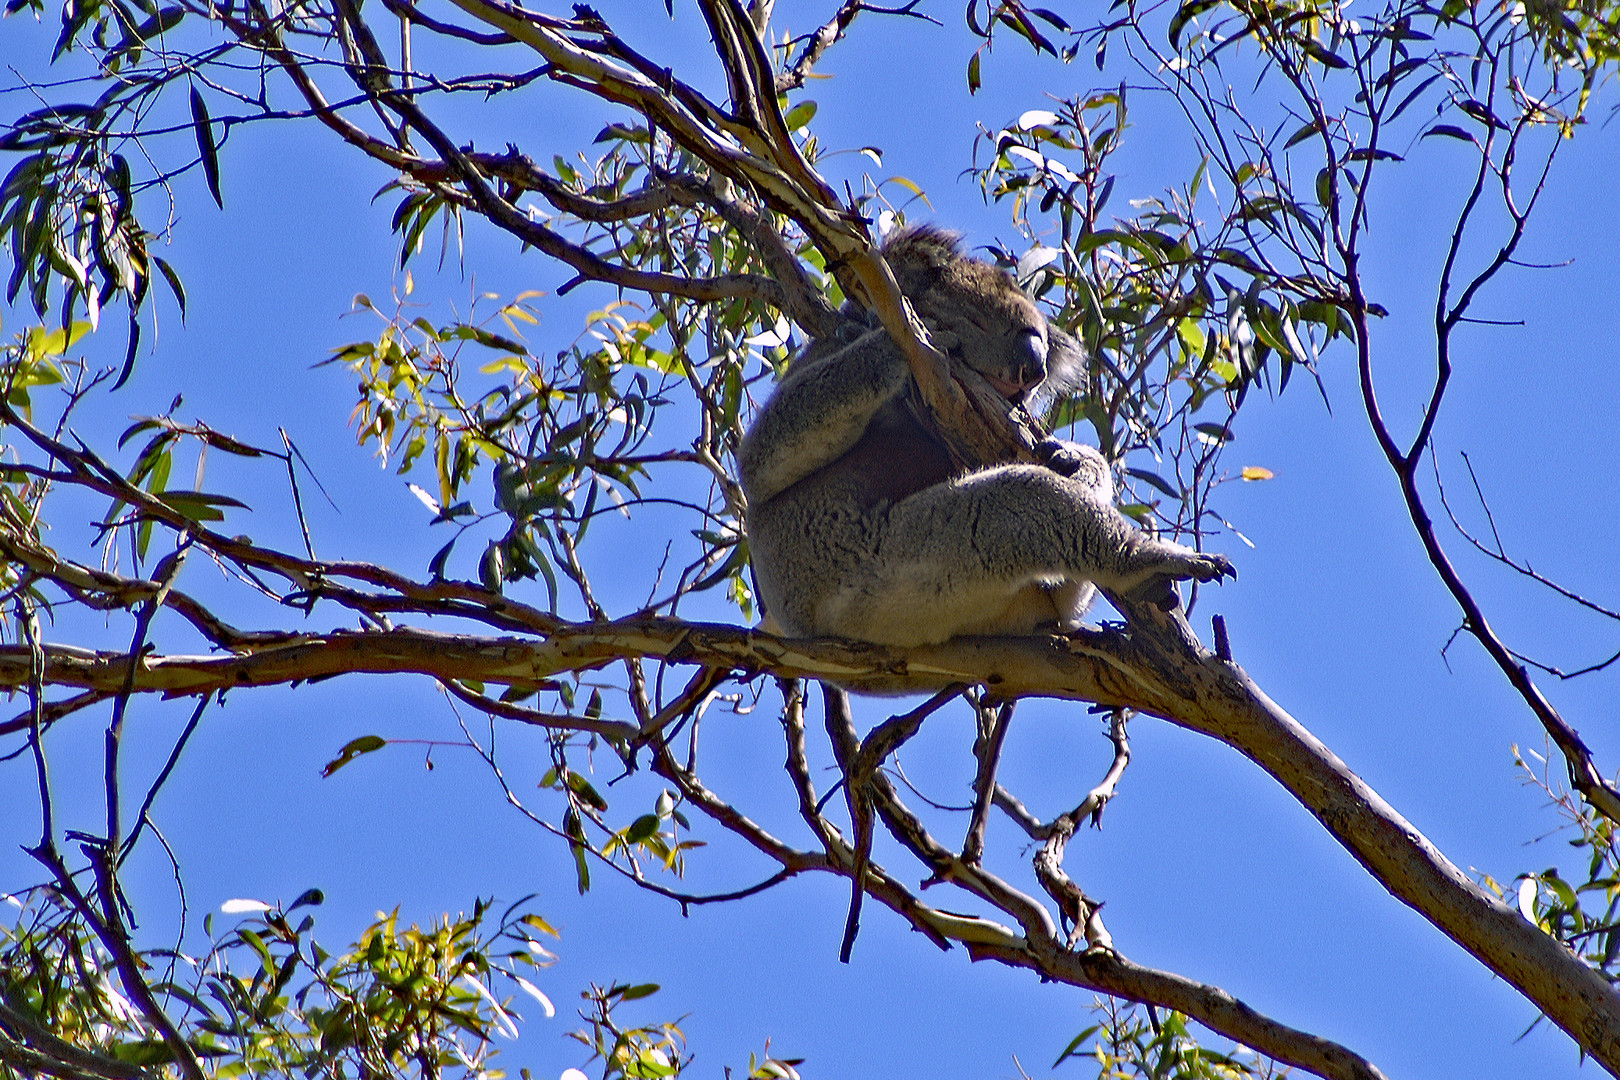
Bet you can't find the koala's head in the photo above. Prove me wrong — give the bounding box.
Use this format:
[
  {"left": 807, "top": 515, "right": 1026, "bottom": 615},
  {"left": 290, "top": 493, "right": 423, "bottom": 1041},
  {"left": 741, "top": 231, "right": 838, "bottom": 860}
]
[{"left": 880, "top": 225, "right": 1083, "bottom": 406}]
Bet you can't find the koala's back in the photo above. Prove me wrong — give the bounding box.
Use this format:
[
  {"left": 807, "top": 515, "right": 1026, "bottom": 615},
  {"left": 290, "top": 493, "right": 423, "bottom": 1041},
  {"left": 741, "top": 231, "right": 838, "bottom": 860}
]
[{"left": 747, "top": 373, "right": 959, "bottom": 636}]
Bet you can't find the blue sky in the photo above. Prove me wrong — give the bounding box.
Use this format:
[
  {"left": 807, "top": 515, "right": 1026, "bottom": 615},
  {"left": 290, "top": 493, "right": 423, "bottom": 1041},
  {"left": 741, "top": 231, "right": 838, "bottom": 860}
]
[{"left": 3, "top": 2, "right": 1620, "bottom": 1078}]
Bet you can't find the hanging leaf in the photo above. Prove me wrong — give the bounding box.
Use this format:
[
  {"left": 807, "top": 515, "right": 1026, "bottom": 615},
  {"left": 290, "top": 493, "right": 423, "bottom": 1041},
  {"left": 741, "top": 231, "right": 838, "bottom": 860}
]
[
  {"left": 782, "top": 100, "right": 817, "bottom": 130},
  {"left": 321, "top": 735, "right": 387, "bottom": 777},
  {"left": 189, "top": 86, "right": 222, "bottom": 208}
]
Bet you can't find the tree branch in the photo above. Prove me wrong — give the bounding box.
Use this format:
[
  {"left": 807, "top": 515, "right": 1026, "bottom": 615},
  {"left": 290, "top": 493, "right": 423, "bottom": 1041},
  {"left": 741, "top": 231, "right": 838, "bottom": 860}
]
[{"left": 9, "top": 605, "right": 1599, "bottom": 1061}]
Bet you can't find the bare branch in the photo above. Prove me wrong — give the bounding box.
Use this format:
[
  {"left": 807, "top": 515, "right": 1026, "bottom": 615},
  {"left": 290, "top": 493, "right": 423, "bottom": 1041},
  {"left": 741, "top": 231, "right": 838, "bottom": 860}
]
[
  {"left": 776, "top": 2, "right": 938, "bottom": 93},
  {"left": 962, "top": 698, "right": 1013, "bottom": 866},
  {"left": 439, "top": 677, "right": 635, "bottom": 740},
  {"left": 0, "top": 690, "right": 113, "bottom": 739},
  {"left": 1029, "top": 708, "right": 1133, "bottom": 950},
  {"left": 979, "top": 939, "right": 1390, "bottom": 1080},
  {"left": 833, "top": 685, "right": 962, "bottom": 961}
]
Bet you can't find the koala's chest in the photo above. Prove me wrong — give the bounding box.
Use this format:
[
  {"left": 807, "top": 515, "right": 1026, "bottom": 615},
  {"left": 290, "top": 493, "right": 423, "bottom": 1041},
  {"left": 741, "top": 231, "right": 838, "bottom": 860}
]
[{"left": 834, "top": 400, "right": 960, "bottom": 509}]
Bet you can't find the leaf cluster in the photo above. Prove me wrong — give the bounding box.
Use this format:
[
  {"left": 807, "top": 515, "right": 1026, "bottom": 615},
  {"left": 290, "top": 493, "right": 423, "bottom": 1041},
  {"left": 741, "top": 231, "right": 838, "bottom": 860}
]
[
  {"left": 1054, "top": 998, "right": 1288, "bottom": 1079},
  {"left": 0, "top": 889, "right": 561, "bottom": 1080},
  {"left": 1500, "top": 745, "right": 1620, "bottom": 986},
  {"left": 0, "top": 0, "right": 195, "bottom": 386},
  {"left": 974, "top": 89, "right": 1325, "bottom": 539}
]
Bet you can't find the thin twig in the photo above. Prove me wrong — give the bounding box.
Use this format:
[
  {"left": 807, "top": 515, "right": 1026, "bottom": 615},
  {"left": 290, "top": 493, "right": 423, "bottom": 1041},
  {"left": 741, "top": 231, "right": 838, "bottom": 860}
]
[{"left": 962, "top": 699, "right": 1013, "bottom": 866}]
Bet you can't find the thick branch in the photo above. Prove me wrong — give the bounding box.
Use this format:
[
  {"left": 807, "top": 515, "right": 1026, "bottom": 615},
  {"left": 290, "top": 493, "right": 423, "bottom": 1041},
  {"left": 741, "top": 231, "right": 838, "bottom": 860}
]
[{"left": 4, "top": 611, "right": 1611, "bottom": 1063}]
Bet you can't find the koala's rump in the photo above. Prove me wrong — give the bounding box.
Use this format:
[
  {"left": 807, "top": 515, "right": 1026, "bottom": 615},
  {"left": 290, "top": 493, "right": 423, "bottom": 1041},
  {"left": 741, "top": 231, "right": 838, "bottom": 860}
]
[
  {"left": 747, "top": 465, "right": 885, "bottom": 639},
  {"left": 749, "top": 463, "right": 1096, "bottom": 646}
]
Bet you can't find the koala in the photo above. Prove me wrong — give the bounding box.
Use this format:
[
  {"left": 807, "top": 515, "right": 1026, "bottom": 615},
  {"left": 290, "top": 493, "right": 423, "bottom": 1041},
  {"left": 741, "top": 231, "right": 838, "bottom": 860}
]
[{"left": 738, "top": 225, "right": 1233, "bottom": 648}]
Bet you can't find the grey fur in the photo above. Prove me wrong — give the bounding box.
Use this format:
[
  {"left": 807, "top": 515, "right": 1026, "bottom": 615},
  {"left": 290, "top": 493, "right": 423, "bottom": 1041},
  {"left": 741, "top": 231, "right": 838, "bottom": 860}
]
[{"left": 739, "top": 226, "right": 1233, "bottom": 646}]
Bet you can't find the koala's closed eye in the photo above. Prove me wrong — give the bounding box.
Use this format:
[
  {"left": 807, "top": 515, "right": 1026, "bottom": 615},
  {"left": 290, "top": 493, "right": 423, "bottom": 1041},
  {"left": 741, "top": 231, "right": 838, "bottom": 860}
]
[{"left": 737, "top": 223, "right": 1234, "bottom": 652}]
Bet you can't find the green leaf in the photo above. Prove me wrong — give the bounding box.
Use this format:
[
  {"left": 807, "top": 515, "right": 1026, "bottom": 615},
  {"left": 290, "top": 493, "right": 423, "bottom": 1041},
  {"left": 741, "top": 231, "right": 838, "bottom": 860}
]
[
  {"left": 1545, "top": 873, "right": 1579, "bottom": 909},
  {"left": 131, "top": 6, "right": 185, "bottom": 41},
  {"left": 479, "top": 540, "right": 506, "bottom": 591},
  {"left": 594, "top": 123, "right": 650, "bottom": 145},
  {"left": 521, "top": 913, "right": 560, "bottom": 937},
  {"left": 189, "top": 86, "right": 222, "bottom": 209},
  {"left": 689, "top": 543, "right": 748, "bottom": 593},
  {"left": 782, "top": 100, "right": 817, "bottom": 130},
  {"left": 618, "top": 982, "right": 660, "bottom": 1001},
  {"left": 321, "top": 735, "right": 387, "bottom": 777},
  {"left": 1052, "top": 1024, "right": 1102, "bottom": 1066},
  {"left": 118, "top": 419, "right": 162, "bottom": 448},
  {"left": 111, "top": 1039, "right": 186, "bottom": 1066},
  {"left": 152, "top": 257, "right": 187, "bottom": 320},
  {"left": 151, "top": 489, "right": 248, "bottom": 523},
  {"left": 1283, "top": 119, "right": 1322, "bottom": 149},
  {"left": 999, "top": 6, "right": 1056, "bottom": 53},
  {"left": 237, "top": 928, "right": 275, "bottom": 971},
  {"left": 288, "top": 888, "right": 325, "bottom": 911},
  {"left": 566, "top": 769, "right": 610, "bottom": 812},
  {"left": 26, "top": 322, "right": 92, "bottom": 360},
  {"left": 1343, "top": 147, "right": 1402, "bottom": 163},
  {"left": 1213, "top": 247, "right": 1264, "bottom": 274},
  {"left": 1458, "top": 98, "right": 1506, "bottom": 129},
  {"left": 1071, "top": 228, "right": 1128, "bottom": 255},
  {"left": 1301, "top": 38, "right": 1349, "bottom": 69},
  {"left": 1175, "top": 318, "right": 1207, "bottom": 356},
  {"left": 1422, "top": 124, "right": 1475, "bottom": 142},
  {"left": 625, "top": 814, "right": 660, "bottom": 844},
  {"left": 1030, "top": 7, "right": 1070, "bottom": 31},
  {"left": 564, "top": 808, "right": 591, "bottom": 894},
  {"left": 1168, "top": 0, "right": 1220, "bottom": 49},
  {"left": 1126, "top": 467, "right": 1181, "bottom": 498}
]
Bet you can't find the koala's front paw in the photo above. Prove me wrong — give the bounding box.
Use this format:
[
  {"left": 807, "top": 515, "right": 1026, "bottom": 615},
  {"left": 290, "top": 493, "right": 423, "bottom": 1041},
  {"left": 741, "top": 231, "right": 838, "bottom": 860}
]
[
  {"left": 1036, "top": 438, "right": 1102, "bottom": 479},
  {"left": 928, "top": 328, "right": 963, "bottom": 356}
]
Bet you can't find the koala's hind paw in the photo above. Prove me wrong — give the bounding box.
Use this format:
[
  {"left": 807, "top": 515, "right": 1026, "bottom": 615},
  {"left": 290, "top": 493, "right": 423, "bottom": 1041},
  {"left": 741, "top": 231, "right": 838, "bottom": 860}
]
[
  {"left": 1188, "top": 552, "right": 1236, "bottom": 583},
  {"left": 1138, "top": 553, "right": 1236, "bottom": 611}
]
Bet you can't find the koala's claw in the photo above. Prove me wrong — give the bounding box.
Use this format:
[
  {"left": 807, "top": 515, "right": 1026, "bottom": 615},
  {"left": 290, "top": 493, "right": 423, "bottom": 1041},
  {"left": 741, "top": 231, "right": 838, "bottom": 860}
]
[
  {"left": 1190, "top": 553, "right": 1237, "bottom": 583},
  {"left": 1138, "top": 553, "right": 1236, "bottom": 611}
]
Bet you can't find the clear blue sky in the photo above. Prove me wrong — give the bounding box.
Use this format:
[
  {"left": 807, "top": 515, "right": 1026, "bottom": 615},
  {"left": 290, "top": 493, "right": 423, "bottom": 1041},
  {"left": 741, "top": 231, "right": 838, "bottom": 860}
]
[{"left": 3, "top": 3, "right": 1619, "bottom": 1078}]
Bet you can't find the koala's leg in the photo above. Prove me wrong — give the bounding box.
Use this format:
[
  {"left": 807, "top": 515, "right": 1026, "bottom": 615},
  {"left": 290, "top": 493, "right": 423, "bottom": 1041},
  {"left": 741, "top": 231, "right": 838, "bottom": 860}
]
[{"left": 822, "top": 464, "right": 1233, "bottom": 646}]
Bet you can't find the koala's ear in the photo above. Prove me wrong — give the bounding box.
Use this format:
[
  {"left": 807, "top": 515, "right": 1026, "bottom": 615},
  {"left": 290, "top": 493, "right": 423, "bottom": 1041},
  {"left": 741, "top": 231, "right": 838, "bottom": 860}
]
[
  {"left": 889, "top": 252, "right": 945, "bottom": 300},
  {"left": 882, "top": 224, "right": 960, "bottom": 298}
]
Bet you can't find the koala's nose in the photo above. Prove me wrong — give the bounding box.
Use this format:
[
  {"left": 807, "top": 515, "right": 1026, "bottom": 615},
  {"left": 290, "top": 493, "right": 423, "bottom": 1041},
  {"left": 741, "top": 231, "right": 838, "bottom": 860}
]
[{"left": 1011, "top": 330, "right": 1048, "bottom": 391}]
